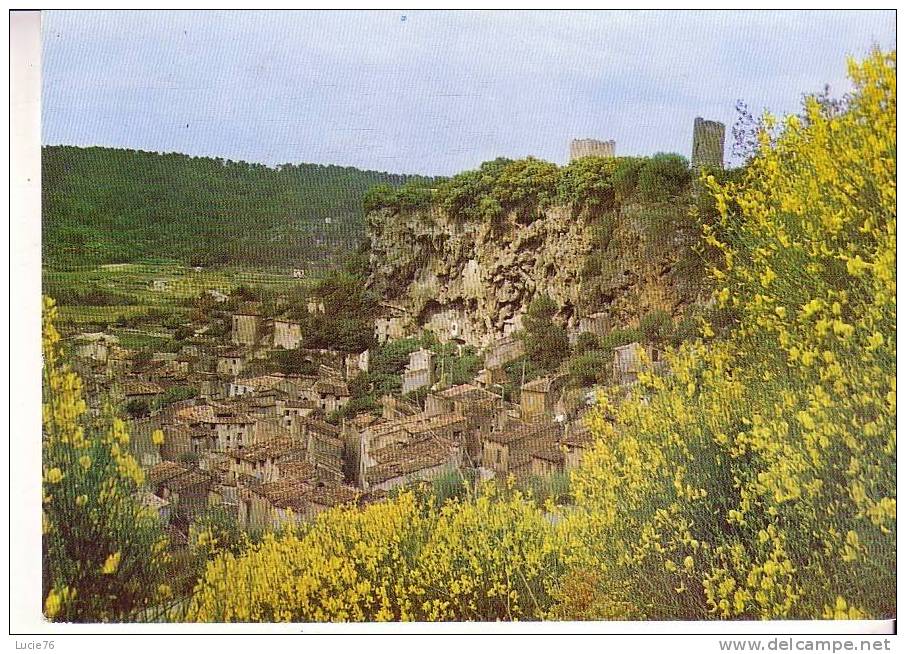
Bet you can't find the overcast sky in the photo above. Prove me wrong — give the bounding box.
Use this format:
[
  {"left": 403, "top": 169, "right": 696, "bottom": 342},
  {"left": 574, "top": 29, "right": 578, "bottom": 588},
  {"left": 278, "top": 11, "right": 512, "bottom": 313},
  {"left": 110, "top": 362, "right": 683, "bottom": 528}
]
[{"left": 42, "top": 10, "right": 895, "bottom": 176}]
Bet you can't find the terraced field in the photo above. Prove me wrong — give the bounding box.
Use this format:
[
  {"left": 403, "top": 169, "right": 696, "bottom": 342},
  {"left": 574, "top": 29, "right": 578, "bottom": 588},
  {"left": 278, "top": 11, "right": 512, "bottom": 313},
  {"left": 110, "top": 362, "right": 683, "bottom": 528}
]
[{"left": 44, "top": 260, "right": 319, "bottom": 334}]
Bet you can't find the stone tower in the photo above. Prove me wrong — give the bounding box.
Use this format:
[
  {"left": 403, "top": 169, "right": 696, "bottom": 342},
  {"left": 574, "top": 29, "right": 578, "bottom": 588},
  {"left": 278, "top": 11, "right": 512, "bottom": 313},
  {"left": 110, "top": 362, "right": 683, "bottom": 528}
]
[
  {"left": 691, "top": 117, "right": 725, "bottom": 170},
  {"left": 569, "top": 138, "right": 616, "bottom": 162}
]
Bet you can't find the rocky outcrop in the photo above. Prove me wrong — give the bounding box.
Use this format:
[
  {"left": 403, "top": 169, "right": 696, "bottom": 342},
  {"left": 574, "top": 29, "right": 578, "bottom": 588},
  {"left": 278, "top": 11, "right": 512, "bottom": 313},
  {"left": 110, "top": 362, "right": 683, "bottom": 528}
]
[{"left": 367, "top": 201, "right": 698, "bottom": 348}]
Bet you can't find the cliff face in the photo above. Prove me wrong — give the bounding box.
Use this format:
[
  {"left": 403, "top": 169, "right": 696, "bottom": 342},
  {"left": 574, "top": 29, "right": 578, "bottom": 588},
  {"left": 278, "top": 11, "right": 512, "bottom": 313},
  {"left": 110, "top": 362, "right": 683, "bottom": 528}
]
[{"left": 367, "top": 200, "right": 701, "bottom": 348}]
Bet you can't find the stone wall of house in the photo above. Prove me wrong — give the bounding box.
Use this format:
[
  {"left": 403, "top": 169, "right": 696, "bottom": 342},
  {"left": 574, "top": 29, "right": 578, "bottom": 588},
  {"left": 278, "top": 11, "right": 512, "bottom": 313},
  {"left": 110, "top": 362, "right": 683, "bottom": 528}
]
[
  {"left": 692, "top": 117, "right": 726, "bottom": 170},
  {"left": 273, "top": 320, "right": 302, "bottom": 349},
  {"left": 569, "top": 138, "right": 616, "bottom": 161},
  {"left": 231, "top": 314, "right": 259, "bottom": 346}
]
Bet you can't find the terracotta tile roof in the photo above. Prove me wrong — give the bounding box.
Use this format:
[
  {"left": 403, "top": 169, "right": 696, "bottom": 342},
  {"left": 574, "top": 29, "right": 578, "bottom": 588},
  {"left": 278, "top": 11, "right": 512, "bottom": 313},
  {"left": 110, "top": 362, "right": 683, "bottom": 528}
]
[
  {"left": 485, "top": 418, "right": 560, "bottom": 445},
  {"left": 167, "top": 470, "right": 213, "bottom": 492},
  {"left": 205, "top": 414, "right": 255, "bottom": 425},
  {"left": 351, "top": 414, "right": 382, "bottom": 428},
  {"left": 123, "top": 380, "right": 164, "bottom": 396},
  {"left": 254, "top": 477, "right": 316, "bottom": 509},
  {"left": 300, "top": 416, "right": 341, "bottom": 437},
  {"left": 318, "top": 364, "right": 345, "bottom": 380},
  {"left": 235, "top": 374, "right": 288, "bottom": 392},
  {"left": 233, "top": 437, "right": 300, "bottom": 464},
  {"left": 531, "top": 444, "right": 566, "bottom": 464},
  {"left": 147, "top": 461, "right": 190, "bottom": 487},
  {"left": 135, "top": 490, "right": 169, "bottom": 510},
  {"left": 366, "top": 436, "right": 457, "bottom": 485},
  {"left": 284, "top": 399, "right": 318, "bottom": 409},
  {"left": 521, "top": 374, "right": 568, "bottom": 394},
  {"left": 173, "top": 404, "right": 215, "bottom": 423},
  {"left": 437, "top": 384, "right": 498, "bottom": 403},
  {"left": 314, "top": 379, "right": 350, "bottom": 397},
  {"left": 368, "top": 412, "right": 467, "bottom": 440},
  {"left": 303, "top": 483, "right": 360, "bottom": 508},
  {"left": 277, "top": 459, "right": 319, "bottom": 482}
]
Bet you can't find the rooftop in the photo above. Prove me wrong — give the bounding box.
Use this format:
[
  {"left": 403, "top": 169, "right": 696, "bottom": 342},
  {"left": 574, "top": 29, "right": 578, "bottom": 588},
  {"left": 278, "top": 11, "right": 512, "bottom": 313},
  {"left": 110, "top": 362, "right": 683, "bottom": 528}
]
[
  {"left": 123, "top": 380, "right": 164, "bottom": 396},
  {"left": 367, "top": 436, "right": 457, "bottom": 485},
  {"left": 233, "top": 436, "right": 300, "bottom": 464},
  {"left": 485, "top": 418, "right": 560, "bottom": 445},
  {"left": 436, "top": 383, "right": 500, "bottom": 404},
  {"left": 521, "top": 374, "right": 568, "bottom": 394},
  {"left": 147, "top": 461, "right": 190, "bottom": 487}
]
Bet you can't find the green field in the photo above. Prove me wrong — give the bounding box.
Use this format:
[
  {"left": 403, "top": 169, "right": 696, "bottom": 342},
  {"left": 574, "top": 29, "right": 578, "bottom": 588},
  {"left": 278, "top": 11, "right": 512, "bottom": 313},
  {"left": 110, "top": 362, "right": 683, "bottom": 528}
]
[{"left": 44, "top": 260, "right": 321, "bottom": 333}]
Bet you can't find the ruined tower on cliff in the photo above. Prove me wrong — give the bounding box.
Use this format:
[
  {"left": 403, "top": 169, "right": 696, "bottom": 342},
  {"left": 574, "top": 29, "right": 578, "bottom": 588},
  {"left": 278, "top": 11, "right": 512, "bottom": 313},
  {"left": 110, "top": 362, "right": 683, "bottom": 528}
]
[
  {"left": 569, "top": 138, "right": 616, "bottom": 162},
  {"left": 691, "top": 117, "right": 725, "bottom": 170}
]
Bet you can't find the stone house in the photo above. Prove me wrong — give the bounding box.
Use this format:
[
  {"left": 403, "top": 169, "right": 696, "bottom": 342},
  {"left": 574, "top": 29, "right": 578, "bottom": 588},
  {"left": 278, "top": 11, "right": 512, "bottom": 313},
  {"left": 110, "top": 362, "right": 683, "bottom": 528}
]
[
  {"left": 530, "top": 446, "right": 566, "bottom": 477},
  {"left": 240, "top": 476, "right": 359, "bottom": 531},
  {"left": 364, "top": 436, "right": 462, "bottom": 492},
  {"left": 374, "top": 303, "right": 409, "bottom": 344},
  {"left": 228, "top": 437, "right": 301, "bottom": 483},
  {"left": 613, "top": 342, "right": 662, "bottom": 386},
  {"left": 205, "top": 289, "right": 228, "bottom": 303},
  {"left": 374, "top": 316, "right": 407, "bottom": 344},
  {"left": 296, "top": 417, "right": 345, "bottom": 480},
  {"left": 240, "top": 477, "right": 311, "bottom": 531},
  {"left": 72, "top": 332, "right": 119, "bottom": 363},
  {"left": 280, "top": 399, "right": 319, "bottom": 429},
  {"left": 482, "top": 418, "right": 561, "bottom": 478},
  {"left": 380, "top": 395, "right": 420, "bottom": 420},
  {"left": 217, "top": 351, "right": 246, "bottom": 377},
  {"left": 560, "top": 420, "right": 594, "bottom": 470},
  {"left": 231, "top": 313, "right": 260, "bottom": 346},
  {"left": 207, "top": 413, "right": 256, "bottom": 452},
  {"left": 474, "top": 365, "right": 509, "bottom": 389},
  {"left": 136, "top": 490, "right": 171, "bottom": 524},
  {"left": 344, "top": 349, "right": 370, "bottom": 380},
  {"left": 346, "top": 411, "right": 468, "bottom": 488},
  {"left": 569, "top": 312, "right": 611, "bottom": 345},
  {"left": 313, "top": 378, "right": 351, "bottom": 414},
  {"left": 401, "top": 348, "right": 435, "bottom": 394},
  {"left": 519, "top": 374, "right": 568, "bottom": 421},
  {"left": 300, "top": 483, "right": 361, "bottom": 518},
  {"left": 167, "top": 404, "right": 256, "bottom": 454},
  {"left": 272, "top": 319, "right": 303, "bottom": 349},
  {"left": 306, "top": 299, "right": 326, "bottom": 314},
  {"left": 483, "top": 337, "right": 524, "bottom": 370},
  {"left": 146, "top": 461, "right": 213, "bottom": 524},
  {"left": 425, "top": 384, "right": 501, "bottom": 463},
  {"left": 122, "top": 379, "right": 164, "bottom": 403}
]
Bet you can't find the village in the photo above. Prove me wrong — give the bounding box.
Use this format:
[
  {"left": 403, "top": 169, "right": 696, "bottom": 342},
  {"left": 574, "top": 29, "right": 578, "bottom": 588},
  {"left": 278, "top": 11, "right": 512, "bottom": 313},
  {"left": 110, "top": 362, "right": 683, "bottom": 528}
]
[{"left": 66, "top": 286, "right": 659, "bottom": 542}]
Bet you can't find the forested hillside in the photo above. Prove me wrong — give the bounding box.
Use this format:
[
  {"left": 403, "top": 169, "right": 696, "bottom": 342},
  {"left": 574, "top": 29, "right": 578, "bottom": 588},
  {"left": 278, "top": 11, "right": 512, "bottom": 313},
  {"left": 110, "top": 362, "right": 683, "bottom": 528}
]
[{"left": 42, "top": 146, "right": 437, "bottom": 269}]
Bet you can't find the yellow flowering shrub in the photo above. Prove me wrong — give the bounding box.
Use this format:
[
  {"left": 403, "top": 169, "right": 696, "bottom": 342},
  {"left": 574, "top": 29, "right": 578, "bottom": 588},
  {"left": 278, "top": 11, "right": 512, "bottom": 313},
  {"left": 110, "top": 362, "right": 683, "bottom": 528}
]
[
  {"left": 42, "top": 297, "right": 171, "bottom": 622},
  {"left": 561, "top": 50, "right": 895, "bottom": 620},
  {"left": 184, "top": 487, "right": 560, "bottom": 622},
  {"left": 409, "top": 487, "right": 562, "bottom": 621},
  {"left": 185, "top": 492, "right": 433, "bottom": 621}
]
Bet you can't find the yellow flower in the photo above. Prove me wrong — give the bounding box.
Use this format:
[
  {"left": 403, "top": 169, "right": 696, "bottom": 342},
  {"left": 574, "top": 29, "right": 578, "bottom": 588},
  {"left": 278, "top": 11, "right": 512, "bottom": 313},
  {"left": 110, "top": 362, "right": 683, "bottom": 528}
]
[
  {"left": 152, "top": 429, "right": 165, "bottom": 446},
  {"left": 46, "top": 468, "right": 63, "bottom": 484},
  {"left": 44, "top": 586, "right": 73, "bottom": 620},
  {"left": 44, "top": 589, "right": 62, "bottom": 619},
  {"left": 78, "top": 455, "right": 92, "bottom": 470},
  {"left": 101, "top": 551, "right": 121, "bottom": 575}
]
